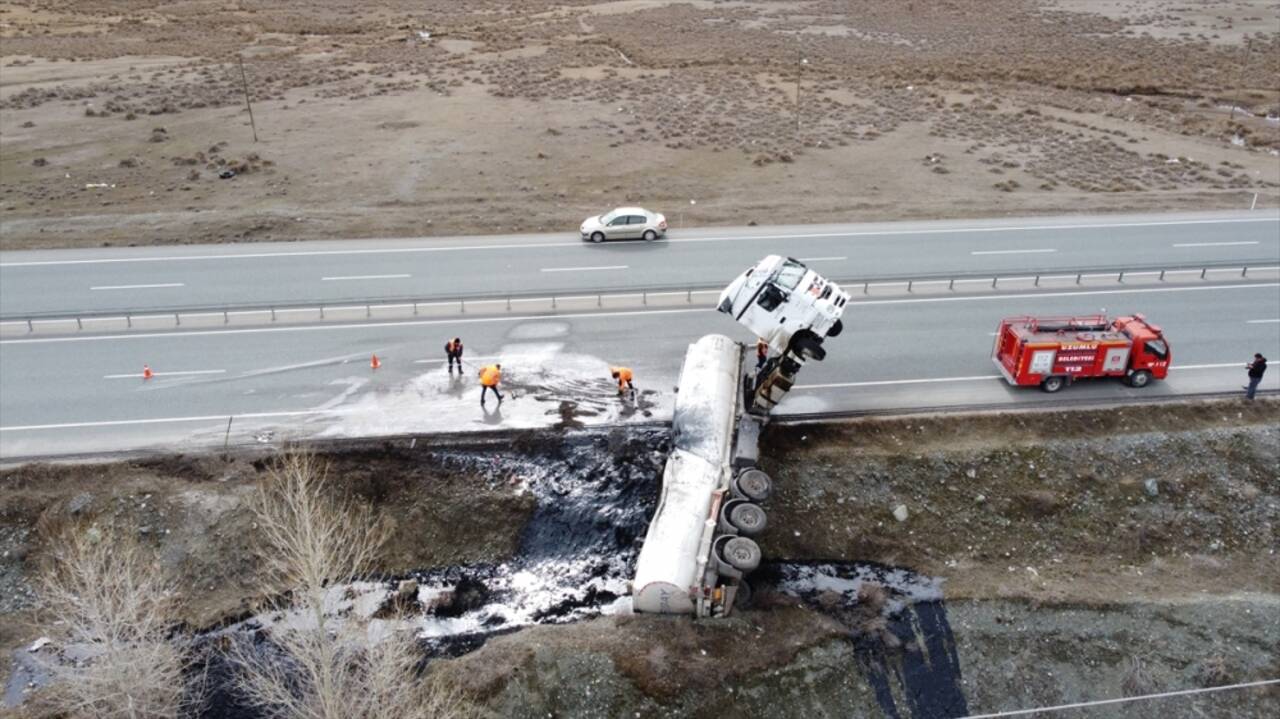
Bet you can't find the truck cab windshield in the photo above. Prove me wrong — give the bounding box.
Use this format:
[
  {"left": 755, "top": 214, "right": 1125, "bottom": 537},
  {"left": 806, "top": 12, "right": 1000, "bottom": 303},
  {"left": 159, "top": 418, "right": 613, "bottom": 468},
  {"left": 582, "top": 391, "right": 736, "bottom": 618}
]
[
  {"left": 774, "top": 261, "right": 807, "bottom": 291},
  {"left": 1145, "top": 339, "right": 1168, "bottom": 359}
]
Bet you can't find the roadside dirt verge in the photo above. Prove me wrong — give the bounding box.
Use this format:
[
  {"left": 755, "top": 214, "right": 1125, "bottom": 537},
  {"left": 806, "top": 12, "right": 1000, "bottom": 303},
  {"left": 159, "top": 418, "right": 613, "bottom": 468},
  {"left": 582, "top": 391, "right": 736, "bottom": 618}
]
[
  {"left": 1, "top": 399, "right": 1276, "bottom": 717},
  {"left": 2, "top": 1, "right": 1277, "bottom": 250}
]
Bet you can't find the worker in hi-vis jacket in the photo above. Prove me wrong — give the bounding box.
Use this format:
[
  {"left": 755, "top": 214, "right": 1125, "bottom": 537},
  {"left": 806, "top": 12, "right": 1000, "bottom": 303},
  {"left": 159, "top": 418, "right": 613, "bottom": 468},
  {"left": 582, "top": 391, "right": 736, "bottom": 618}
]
[{"left": 479, "top": 363, "right": 503, "bottom": 405}]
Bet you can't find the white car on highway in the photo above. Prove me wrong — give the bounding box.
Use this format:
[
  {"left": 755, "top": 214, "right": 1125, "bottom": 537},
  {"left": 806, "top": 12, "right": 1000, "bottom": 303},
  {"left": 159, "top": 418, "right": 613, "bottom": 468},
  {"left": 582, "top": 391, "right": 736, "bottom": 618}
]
[{"left": 580, "top": 207, "right": 667, "bottom": 243}]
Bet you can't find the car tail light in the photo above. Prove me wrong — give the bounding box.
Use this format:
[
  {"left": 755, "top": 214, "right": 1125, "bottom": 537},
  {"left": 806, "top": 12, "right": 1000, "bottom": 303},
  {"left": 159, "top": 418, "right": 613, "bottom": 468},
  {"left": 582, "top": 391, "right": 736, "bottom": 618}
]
[{"left": 659, "top": 220, "right": 667, "bottom": 229}]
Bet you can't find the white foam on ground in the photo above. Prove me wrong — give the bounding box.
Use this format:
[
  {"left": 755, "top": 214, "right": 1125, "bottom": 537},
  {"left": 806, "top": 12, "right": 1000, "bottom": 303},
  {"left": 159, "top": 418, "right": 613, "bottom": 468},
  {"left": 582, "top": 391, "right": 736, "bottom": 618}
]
[{"left": 309, "top": 342, "right": 675, "bottom": 438}]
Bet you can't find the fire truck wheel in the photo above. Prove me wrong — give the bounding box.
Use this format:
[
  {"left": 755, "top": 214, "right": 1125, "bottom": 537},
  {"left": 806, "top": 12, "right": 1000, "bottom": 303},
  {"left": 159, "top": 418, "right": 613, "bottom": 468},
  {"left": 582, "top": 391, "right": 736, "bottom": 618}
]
[
  {"left": 1128, "top": 370, "right": 1152, "bottom": 388},
  {"left": 727, "top": 502, "right": 768, "bottom": 536},
  {"left": 734, "top": 468, "right": 773, "bottom": 502},
  {"left": 1041, "top": 376, "right": 1066, "bottom": 393},
  {"left": 720, "top": 537, "right": 762, "bottom": 573},
  {"left": 828, "top": 319, "right": 844, "bottom": 338}
]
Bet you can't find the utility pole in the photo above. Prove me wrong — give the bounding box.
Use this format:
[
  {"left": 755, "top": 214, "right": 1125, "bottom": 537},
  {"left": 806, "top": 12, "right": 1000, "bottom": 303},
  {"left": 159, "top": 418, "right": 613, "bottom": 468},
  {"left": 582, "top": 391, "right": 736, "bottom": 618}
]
[
  {"left": 238, "top": 55, "right": 259, "bottom": 142},
  {"left": 1231, "top": 38, "right": 1251, "bottom": 122},
  {"left": 795, "top": 51, "right": 808, "bottom": 141}
]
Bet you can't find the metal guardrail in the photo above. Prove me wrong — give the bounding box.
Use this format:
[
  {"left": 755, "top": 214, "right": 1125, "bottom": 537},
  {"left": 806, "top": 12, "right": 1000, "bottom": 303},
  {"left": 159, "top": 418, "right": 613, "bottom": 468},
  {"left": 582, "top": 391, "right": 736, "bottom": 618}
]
[{"left": 2, "top": 259, "right": 1277, "bottom": 331}]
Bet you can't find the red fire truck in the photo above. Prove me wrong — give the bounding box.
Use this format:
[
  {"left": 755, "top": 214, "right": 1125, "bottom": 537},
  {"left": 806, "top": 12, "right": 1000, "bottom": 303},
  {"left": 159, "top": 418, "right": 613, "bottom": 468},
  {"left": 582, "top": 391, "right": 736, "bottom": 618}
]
[{"left": 992, "top": 314, "right": 1171, "bottom": 393}]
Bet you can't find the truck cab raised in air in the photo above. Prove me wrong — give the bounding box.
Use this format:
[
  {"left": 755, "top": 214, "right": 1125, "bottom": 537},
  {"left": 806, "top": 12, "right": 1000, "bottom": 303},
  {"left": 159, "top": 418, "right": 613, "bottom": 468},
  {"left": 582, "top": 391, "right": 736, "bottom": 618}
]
[{"left": 717, "top": 255, "right": 849, "bottom": 362}]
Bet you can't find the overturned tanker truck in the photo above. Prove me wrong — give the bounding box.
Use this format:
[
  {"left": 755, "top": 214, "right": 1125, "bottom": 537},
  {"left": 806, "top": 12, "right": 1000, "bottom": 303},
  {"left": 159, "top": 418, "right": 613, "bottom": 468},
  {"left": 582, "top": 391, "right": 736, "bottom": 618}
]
[{"left": 631, "top": 256, "right": 850, "bottom": 616}]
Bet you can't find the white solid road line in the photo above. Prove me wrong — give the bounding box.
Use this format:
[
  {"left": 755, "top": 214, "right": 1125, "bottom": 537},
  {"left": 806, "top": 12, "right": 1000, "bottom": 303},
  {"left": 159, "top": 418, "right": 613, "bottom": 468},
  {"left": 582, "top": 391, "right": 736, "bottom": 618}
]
[
  {"left": 540, "top": 265, "right": 629, "bottom": 273},
  {"left": 413, "top": 355, "right": 498, "bottom": 365},
  {"left": 89, "top": 282, "right": 185, "bottom": 290},
  {"left": 796, "top": 375, "right": 999, "bottom": 390},
  {"left": 3, "top": 217, "right": 1275, "bottom": 267},
  {"left": 1246, "top": 318, "right": 1280, "bottom": 324},
  {"left": 103, "top": 369, "right": 226, "bottom": 379},
  {"left": 798, "top": 256, "right": 847, "bottom": 262},
  {"left": 321, "top": 274, "right": 412, "bottom": 281},
  {"left": 970, "top": 249, "right": 1057, "bottom": 255},
  {"left": 795, "top": 363, "right": 1249, "bottom": 391},
  {"left": 5, "top": 361, "right": 1261, "bottom": 432},
  {"left": 4, "top": 283, "right": 1277, "bottom": 345},
  {"left": 1173, "top": 241, "right": 1260, "bottom": 247},
  {"left": 0, "top": 408, "right": 345, "bottom": 432}
]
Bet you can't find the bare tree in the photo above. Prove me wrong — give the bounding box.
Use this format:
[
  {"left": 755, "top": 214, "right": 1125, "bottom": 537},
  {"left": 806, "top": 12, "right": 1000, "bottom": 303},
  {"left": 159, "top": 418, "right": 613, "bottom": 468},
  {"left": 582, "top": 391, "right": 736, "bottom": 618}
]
[
  {"left": 231, "top": 452, "right": 473, "bottom": 719},
  {"left": 34, "top": 527, "right": 191, "bottom": 719}
]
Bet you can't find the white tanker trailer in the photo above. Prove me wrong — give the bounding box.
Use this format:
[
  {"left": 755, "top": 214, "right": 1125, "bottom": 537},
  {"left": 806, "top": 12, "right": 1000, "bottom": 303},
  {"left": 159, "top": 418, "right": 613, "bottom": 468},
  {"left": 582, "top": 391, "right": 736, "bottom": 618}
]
[{"left": 631, "top": 257, "right": 849, "bottom": 617}]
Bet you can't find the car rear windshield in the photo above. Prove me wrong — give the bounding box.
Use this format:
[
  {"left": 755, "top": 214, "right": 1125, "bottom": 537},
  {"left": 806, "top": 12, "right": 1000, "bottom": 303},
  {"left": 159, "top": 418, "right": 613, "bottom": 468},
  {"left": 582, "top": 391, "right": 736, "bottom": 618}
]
[{"left": 774, "top": 260, "right": 807, "bottom": 290}]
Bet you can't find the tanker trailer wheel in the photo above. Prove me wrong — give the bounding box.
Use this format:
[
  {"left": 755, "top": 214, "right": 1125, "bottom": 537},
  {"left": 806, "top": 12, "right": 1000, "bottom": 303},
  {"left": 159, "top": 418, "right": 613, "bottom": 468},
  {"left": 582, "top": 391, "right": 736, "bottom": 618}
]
[
  {"left": 1127, "top": 369, "right": 1152, "bottom": 388},
  {"left": 725, "top": 501, "right": 768, "bottom": 537},
  {"left": 733, "top": 580, "right": 754, "bottom": 610},
  {"left": 1041, "top": 375, "right": 1066, "bottom": 393},
  {"left": 718, "top": 537, "right": 762, "bottom": 573},
  {"left": 827, "top": 319, "right": 843, "bottom": 338},
  {"left": 733, "top": 468, "right": 773, "bottom": 503}
]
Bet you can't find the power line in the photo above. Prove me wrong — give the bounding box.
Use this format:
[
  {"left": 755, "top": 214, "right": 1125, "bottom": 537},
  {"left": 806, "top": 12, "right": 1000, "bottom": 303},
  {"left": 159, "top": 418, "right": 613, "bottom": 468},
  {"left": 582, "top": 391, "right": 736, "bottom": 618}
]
[{"left": 961, "top": 678, "right": 1279, "bottom": 718}]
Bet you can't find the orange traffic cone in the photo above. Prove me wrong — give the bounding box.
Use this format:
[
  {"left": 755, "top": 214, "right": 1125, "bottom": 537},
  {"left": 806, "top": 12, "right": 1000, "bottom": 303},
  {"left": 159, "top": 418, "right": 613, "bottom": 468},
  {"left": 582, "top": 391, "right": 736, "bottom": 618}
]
[
  {"left": 142, "top": 364, "right": 153, "bottom": 380},
  {"left": 370, "top": 354, "right": 381, "bottom": 370}
]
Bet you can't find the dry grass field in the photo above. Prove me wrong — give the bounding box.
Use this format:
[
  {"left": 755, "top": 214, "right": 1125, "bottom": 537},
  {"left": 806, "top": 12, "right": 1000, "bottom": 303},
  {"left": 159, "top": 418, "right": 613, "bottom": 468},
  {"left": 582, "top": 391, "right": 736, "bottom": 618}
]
[{"left": 1, "top": 0, "right": 1277, "bottom": 249}]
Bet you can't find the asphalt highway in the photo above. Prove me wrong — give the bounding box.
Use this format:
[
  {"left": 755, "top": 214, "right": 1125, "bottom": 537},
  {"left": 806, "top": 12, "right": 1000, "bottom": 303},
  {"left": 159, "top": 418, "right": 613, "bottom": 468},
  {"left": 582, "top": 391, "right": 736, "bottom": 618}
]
[
  {"left": 1, "top": 211, "right": 1277, "bottom": 317},
  {"left": 2, "top": 277, "right": 1277, "bottom": 459}
]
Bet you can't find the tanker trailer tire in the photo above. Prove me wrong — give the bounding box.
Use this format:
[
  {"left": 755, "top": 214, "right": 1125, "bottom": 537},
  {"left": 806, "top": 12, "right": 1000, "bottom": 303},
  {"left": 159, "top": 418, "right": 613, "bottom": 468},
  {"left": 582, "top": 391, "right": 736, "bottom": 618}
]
[
  {"left": 1127, "top": 370, "right": 1152, "bottom": 388},
  {"left": 727, "top": 501, "right": 768, "bottom": 537},
  {"left": 734, "top": 580, "right": 754, "bottom": 610},
  {"left": 827, "top": 319, "right": 844, "bottom": 338},
  {"left": 733, "top": 468, "right": 773, "bottom": 502},
  {"left": 719, "top": 537, "right": 762, "bottom": 573},
  {"left": 1041, "top": 376, "right": 1066, "bottom": 393}
]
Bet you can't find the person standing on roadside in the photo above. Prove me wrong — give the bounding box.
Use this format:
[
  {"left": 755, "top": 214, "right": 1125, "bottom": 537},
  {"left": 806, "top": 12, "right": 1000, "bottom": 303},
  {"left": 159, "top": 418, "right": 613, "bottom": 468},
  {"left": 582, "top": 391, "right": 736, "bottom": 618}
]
[
  {"left": 756, "top": 338, "right": 769, "bottom": 369},
  {"left": 445, "top": 337, "right": 464, "bottom": 374},
  {"left": 479, "top": 363, "right": 503, "bottom": 405},
  {"left": 1245, "top": 353, "right": 1267, "bottom": 400}
]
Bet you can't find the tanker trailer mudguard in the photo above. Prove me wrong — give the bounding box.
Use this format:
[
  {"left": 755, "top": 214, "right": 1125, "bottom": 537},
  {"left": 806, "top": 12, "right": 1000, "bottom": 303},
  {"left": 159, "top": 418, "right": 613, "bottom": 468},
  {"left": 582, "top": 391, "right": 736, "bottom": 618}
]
[{"left": 631, "top": 257, "right": 849, "bottom": 617}]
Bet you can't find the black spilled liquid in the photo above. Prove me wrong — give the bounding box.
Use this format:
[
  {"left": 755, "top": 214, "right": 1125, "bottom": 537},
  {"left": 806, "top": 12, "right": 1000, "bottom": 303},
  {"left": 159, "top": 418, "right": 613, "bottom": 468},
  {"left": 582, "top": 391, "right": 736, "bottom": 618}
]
[{"left": 190, "top": 429, "right": 968, "bottom": 717}]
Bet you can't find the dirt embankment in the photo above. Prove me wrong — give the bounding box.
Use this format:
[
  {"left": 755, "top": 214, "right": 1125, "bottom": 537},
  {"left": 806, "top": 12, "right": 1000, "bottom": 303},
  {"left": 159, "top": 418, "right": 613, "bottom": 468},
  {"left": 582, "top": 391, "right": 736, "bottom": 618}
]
[
  {"left": 2, "top": 400, "right": 1278, "bottom": 717},
  {"left": 1, "top": 1, "right": 1278, "bottom": 250},
  {"left": 0, "top": 442, "right": 536, "bottom": 652},
  {"left": 760, "top": 400, "right": 1280, "bottom": 602}
]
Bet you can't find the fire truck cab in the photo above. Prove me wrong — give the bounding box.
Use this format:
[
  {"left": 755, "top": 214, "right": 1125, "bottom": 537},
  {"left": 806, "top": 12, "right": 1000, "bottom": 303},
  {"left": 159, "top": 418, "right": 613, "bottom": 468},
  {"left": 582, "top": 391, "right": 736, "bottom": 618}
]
[{"left": 993, "top": 314, "right": 1171, "bottom": 393}]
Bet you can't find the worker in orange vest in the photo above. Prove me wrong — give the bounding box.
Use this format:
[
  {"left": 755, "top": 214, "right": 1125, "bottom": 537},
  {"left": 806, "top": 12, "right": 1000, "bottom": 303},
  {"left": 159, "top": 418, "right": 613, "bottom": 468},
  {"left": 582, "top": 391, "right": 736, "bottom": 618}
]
[
  {"left": 479, "top": 363, "right": 503, "bottom": 405},
  {"left": 610, "top": 366, "right": 635, "bottom": 397},
  {"left": 445, "top": 337, "right": 464, "bottom": 374},
  {"left": 756, "top": 338, "right": 769, "bottom": 369}
]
